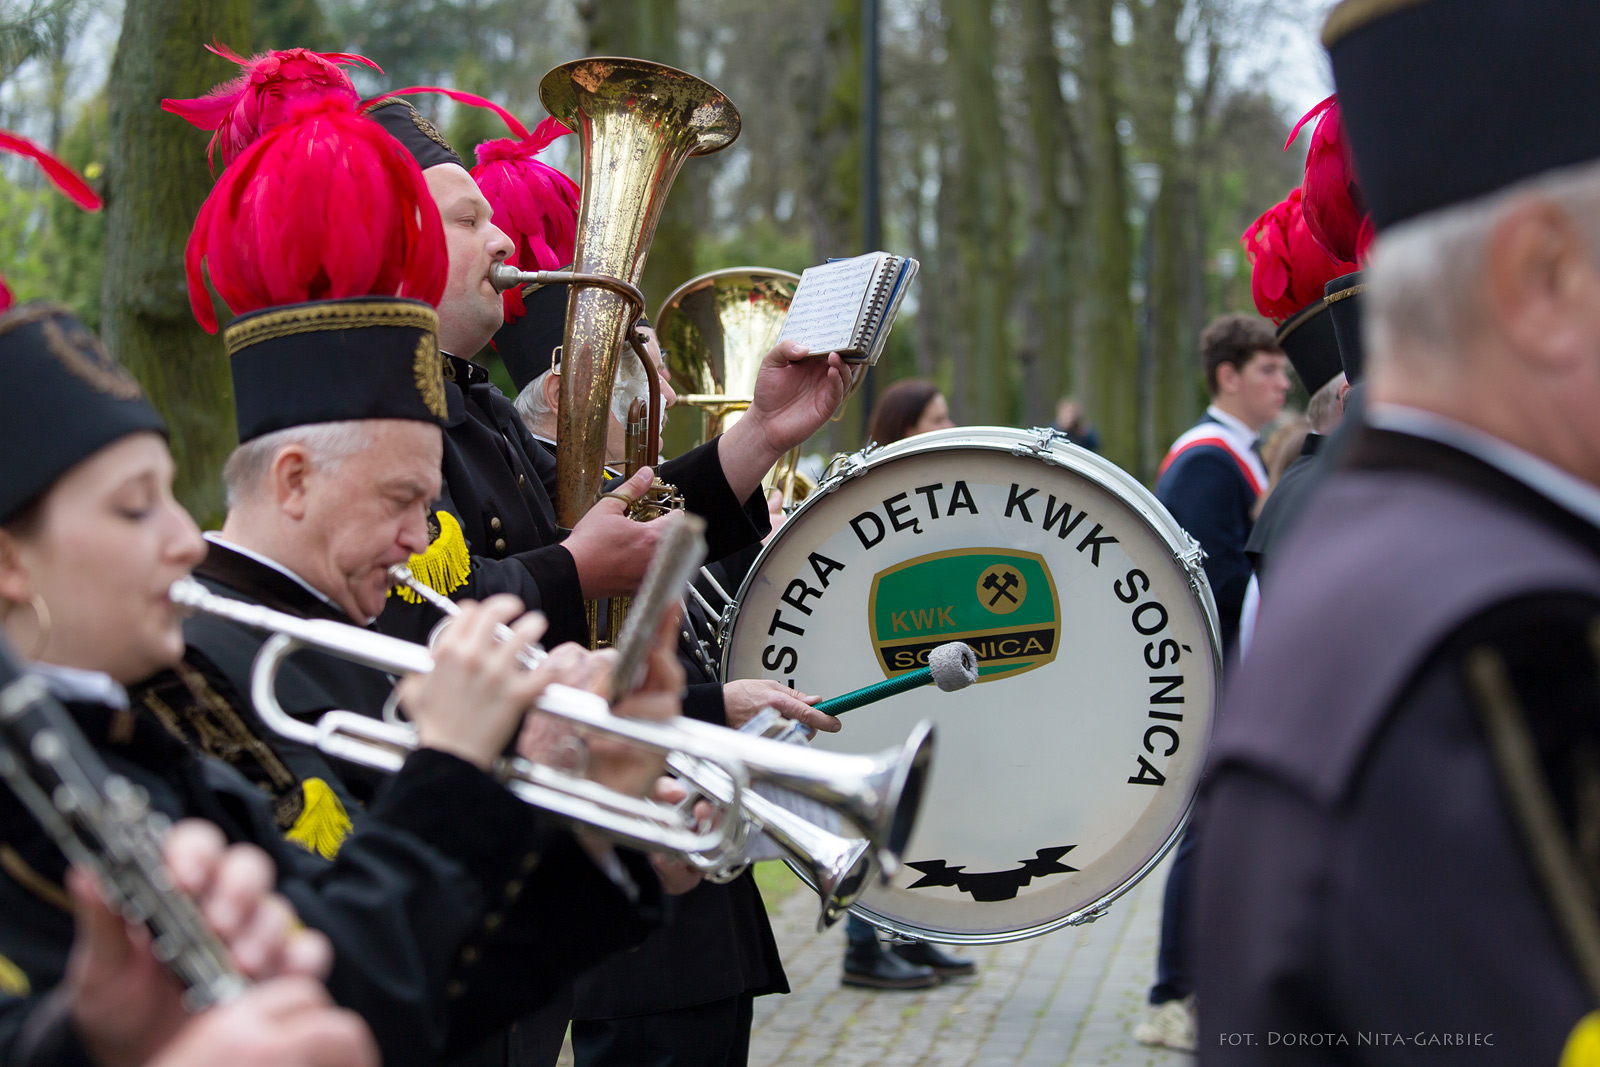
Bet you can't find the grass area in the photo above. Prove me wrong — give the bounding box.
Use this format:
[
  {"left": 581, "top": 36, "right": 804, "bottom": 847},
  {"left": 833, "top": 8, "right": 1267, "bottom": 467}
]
[{"left": 753, "top": 859, "right": 805, "bottom": 913}]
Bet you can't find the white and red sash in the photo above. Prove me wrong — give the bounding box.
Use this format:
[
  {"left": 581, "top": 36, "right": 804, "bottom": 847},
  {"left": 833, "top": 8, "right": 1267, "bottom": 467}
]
[{"left": 1157, "top": 416, "right": 1267, "bottom": 498}]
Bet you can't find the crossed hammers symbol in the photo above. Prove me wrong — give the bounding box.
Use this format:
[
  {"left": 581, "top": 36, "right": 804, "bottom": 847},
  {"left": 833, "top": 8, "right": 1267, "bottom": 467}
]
[{"left": 983, "top": 569, "right": 1020, "bottom": 607}]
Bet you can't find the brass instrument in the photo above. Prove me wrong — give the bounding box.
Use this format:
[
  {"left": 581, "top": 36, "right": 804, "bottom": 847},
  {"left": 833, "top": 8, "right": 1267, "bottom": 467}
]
[
  {"left": 0, "top": 637, "right": 247, "bottom": 1010},
  {"left": 655, "top": 267, "right": 818, "bottom": 505},
  {"left": 389, "top": 563, "right": 894, "bottom": 928},
  {"left": 538, "top": 58, "right": 738, "bottom": 532},
  {"left": 167, "top": 583, "right": 936, "bottom": 928},
  {"left": 520, "top": 57, "right": 739, "bottom": 648}
]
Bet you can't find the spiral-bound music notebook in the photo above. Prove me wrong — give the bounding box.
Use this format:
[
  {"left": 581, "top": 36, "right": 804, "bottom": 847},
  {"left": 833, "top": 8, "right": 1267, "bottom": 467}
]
[{"left": 777, "top": 251, "right": 920, "bottom": 364}]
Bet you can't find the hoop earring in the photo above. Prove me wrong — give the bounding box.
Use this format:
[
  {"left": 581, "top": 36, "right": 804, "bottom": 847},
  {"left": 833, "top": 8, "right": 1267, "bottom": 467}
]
[{"left": 6, "top": 593, "right": 51, "bottom": 660}]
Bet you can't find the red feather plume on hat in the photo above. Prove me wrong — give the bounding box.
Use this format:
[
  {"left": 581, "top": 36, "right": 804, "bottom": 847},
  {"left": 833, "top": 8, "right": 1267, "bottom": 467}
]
[
  {"left": 1242, "top": 186, "right": 1358, "bottom": 324},
  {"left": 184, "top": 96, "right": 446, "bottom": 333},
  {"left": 162, "top": 42, "right": 382, "bottom": 169},
  {"left": 472, "top": 117, "right": 579, "bottom": 324},
  {"left": 0, "top": 128, "right": 101, "bottom": 312},
  {"left": 1287, "top": 94, "right": 1373, "bottom": 265}
]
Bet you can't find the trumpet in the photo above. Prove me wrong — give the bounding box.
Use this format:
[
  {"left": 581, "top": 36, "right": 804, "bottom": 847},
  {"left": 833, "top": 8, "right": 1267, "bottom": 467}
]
[
  {"left": 390, "top": 562, "right": 907, "bottom": 927},
  {"left": 166, "top": 583, "right": 936, "bottom": 923}
]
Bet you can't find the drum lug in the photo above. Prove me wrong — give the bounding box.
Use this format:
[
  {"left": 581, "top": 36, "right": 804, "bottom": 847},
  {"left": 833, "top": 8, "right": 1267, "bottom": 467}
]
[
  {"left": 1011, "top": 427, "right": 1070, "bottom": 467},
  {"left": 818, "top": 446, "right": 877, "bottom": 493},
  {"left": 1178, "top": 537, "right": 1208, "bottom": 595},
  {"left": 1070, "top": 902, "right": 1111, "bottom": 926}
]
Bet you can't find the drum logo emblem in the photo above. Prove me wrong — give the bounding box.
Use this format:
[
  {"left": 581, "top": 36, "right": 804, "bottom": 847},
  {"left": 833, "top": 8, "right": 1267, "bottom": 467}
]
[{"left": 869, "top": 548, "right": 1060, "bottom": 682}]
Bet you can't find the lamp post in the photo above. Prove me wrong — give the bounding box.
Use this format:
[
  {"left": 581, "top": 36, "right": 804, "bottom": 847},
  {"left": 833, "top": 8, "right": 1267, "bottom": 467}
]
[{"left": 1131, "top": 162, "right": 1163, "bottom": 481}]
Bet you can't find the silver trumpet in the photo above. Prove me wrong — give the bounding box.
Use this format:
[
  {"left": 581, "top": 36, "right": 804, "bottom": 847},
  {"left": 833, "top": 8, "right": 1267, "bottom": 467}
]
[
  {"left": 167, "top": 581, "right": 936, "bottom": 915},
  {"left": 388, "top": 563, "right": 932, "bottom": 929}
]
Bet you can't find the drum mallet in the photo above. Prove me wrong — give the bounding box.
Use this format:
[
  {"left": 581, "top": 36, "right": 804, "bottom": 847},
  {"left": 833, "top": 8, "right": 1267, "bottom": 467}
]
[{"left": 814, "top": 641, "right": 980, "bottom": 716}]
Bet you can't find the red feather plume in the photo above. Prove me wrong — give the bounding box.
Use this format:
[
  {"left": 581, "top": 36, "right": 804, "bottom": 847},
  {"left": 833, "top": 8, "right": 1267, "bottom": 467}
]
[
  {"left": 471, "top": 117, "right": 579, "bottom": 323},
  {"left": 163, "top": 42, "right": 382, "bottom": 170},
  {"left": 1286, "top": 94, "right": 1372, "bottom": 264},
  {"left": 1241, "top": 186, "right": 1358, "bottom": 324},
  {"left": 0, "top": 127, "right": 102, "bottom": 312},
  {"left": 184, "top": 96, "right": 446, "bottom": 333}
]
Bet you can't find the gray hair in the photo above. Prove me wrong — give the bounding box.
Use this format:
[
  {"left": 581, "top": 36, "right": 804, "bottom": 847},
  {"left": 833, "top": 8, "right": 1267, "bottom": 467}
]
[
  {"left": 513, "top": 349, "right": 655, "bottom": 438},
  {"left": 1306, "top": 373, "right": 1347, "bottom": 435},
  {"left": 1367, "top": 158, "right": 1600, "bottom": 366},
  {"left": 222, "top": 421, "right": 370, "bottom": 507}
]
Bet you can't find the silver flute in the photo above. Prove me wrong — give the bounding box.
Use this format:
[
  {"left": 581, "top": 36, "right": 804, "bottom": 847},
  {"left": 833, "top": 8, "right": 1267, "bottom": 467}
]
[{"left": 0, "top": 638, "right": 247, "bottom": 1010}]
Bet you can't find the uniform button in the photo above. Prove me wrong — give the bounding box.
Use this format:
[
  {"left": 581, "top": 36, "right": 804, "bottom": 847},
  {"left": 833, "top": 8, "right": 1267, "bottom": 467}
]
[
  {"left": 504, "top": 878, "right": 524, "bottom": 902},
  {"left": 490, "top": 517, "right": 503, "bottom": 532},
  {"left": 484, "top": 911, "right": 503, "bottom": 932},
  {"left": 460, "top": 946, "right": 480, "bottom": 964},
  {"left": 518, "top": 475, "right": 526, "bottom": 487},
  {"left": 521, "top": 853, "right": 540, "bottom": 871},
  {"left": 446, "top": 980, "right": 466, "bottom": 999},
  {"left": 494, "top": 538, "right": 507, "bottom": 553}
]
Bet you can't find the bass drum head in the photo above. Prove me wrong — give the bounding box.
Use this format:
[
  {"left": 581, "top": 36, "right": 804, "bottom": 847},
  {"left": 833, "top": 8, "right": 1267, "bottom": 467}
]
[{"left": 723, "top": 427, "right": 1220, "bottom": 944}]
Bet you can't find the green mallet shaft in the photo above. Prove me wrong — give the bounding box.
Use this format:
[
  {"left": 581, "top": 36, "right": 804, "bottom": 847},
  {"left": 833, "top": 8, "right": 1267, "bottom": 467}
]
[
  {"left": 813, "top": 641, "right": 980, "bottom": 716},
  {"left": 815, "top": 670, "right": 935, "bottom": 715}
]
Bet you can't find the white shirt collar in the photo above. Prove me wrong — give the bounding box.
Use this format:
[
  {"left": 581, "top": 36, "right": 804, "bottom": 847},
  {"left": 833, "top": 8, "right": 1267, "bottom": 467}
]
[
  {"left": 204, "top": 533, "right": 340, "bottom": 612},
  {"left": 28, "top": 661, "right": 128, "bottom": 710},
  {"left": 1366, "top": 402, "right": 1600, "bottom": 532},
  {"left": 1205, "top": 404, "right": 1258, "bottom": 446}
]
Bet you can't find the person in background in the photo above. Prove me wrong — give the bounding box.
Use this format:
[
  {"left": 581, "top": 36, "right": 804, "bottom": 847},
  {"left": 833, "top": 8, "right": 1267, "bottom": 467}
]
[
  {"left": 1136, "top": 313, "right": 1288, "bottom": 1052},
  {"left": 1254, "top": 413, "right": 1311, "bottom": 519},
  {"left": 840, "top": 377, "right": 974, "bottom": 991},
  {"left": 865, "top": 379, "right": 953, "bottom": 447},
  {"left": 1052, "top": 397, "right": 1102, "bottom": 452}
]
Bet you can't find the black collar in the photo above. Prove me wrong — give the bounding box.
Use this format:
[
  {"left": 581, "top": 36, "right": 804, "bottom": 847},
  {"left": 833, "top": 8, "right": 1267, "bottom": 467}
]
[
  {"left": 1345, "top": 425, "right": 1600, "bottom": 564},
  {"left": 194, "top": 542, "right": 352, "bottom": 623},
  {"left": 1301, "top": 432, "right": 1323, "bottom": 458},
  {"left": 441, "top": 352, "right": 491, "bottom": 387}
]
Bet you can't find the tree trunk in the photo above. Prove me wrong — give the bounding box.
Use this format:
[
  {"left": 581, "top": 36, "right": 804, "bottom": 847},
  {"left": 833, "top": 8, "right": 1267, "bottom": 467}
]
[
  {"left": 101, "top": 0, "right": 250, "bottom": 529},
  {"left": 581, "top": 0, "right": 699, "bottom": 314},
  {"left": 1128, "top": 0, "right": 1192, "bottom": 470},
  {"left": 1018, "top": 0, "right": 1077, "bottom": 428},
  {"left": 802, "top": 0, "right": 862, "bottom": 262},
  {"left": 1076, "top": 0, "right": 1138, "bottom": 472},
  {"left": 945, "top": 0, "right": 1013, "bottom": 424}
]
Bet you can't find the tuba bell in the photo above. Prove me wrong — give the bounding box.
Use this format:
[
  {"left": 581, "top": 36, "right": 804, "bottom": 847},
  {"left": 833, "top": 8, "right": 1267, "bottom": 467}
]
[
  {"left": 655, "top": 267, "right": 816, "bottom": 506},
  {"left": 538, "top": 58, "right": 740, "bottom": 534}
]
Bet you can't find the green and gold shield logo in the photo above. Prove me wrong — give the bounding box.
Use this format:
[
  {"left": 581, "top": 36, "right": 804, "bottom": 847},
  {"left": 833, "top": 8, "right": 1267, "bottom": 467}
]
[{"left": 869, "top": 548, "right": 1061, "bottom": 682}]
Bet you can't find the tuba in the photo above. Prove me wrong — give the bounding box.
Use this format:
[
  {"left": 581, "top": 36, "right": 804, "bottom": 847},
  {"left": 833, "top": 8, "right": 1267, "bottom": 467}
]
[
  {"left": 655, "top": 267, "right": 816, "bottom": 505},
  {"left": 528, "top": 58, "right": 740, "bottom": 648},
  {"left": 538, "top": 58, "right": 739, "bottom": 532}
]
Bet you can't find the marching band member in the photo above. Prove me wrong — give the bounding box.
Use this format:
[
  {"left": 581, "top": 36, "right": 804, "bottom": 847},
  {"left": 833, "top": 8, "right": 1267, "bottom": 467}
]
[
  {"left": 360, "top": 95, "right": 848, "bottom": 649},
  {"left": 1198, "top": 1, "right": 1600, "bottom": 1061},
  {"left": 0, "top": 110, "right": 673, "bottom": 1067}
]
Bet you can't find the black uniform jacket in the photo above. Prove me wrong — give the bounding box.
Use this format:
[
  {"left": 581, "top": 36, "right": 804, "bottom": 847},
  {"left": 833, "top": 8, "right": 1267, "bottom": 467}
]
[
  {"left": 377, "top": 355, "right": 770, "bottom": 651},
  {"left": 1195, "top": 426, "right": 1600, "bottom": 1065},
  {"left": 138, "top": 541, "right": 397, "bottom": 818},
  {"left": 1243, "top": 432, "right": 1322, "bottom": 581},
  {"left": 0, "top": 693, "right": 664, "bottom": 1067}
]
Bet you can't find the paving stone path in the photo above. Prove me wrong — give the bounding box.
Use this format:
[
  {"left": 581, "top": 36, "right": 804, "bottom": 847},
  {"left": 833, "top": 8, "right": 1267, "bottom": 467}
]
[{"left": 747, "top": 857, "right": 1194, "bottom": 1067}]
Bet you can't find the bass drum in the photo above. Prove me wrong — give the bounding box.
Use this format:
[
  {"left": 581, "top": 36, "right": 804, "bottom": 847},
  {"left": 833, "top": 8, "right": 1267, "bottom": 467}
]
[{"left": 722, "top": 427, "right": 1220, "bottom": 944}]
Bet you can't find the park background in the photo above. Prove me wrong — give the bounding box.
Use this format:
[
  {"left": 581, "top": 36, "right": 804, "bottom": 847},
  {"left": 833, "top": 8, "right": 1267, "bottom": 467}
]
[{"left": 1, "top": 0, "right": 1330, "bottom": 525}]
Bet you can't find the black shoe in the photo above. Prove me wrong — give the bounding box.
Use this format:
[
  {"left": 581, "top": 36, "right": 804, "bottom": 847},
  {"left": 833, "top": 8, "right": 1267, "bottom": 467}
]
[
  {"left": 842, "top": 939, "right": 941, "bottom": 990},
  {"left": 891, "top": 940, "right": 976, "bottom": 977}
]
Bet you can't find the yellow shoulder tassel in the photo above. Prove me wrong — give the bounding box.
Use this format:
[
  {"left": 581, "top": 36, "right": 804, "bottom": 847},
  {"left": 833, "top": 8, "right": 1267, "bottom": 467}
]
[
  {"left": 284, "top": 778, "right": 352, "bottom": 860},
  {"left": 390, "top": 509, "right": 471, "bottom": 604},
  {"left": 1562, "top": 1012, "right": 1600, "bottom": 1067},
  {"left": 0, "top": 952, "right": 29, "bottom": 997}
]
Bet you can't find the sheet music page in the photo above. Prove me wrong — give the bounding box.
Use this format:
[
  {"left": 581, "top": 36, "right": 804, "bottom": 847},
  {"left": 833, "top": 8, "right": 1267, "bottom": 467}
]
[{"left": 778, "top": 252, "right": 884, "bottom": 354}]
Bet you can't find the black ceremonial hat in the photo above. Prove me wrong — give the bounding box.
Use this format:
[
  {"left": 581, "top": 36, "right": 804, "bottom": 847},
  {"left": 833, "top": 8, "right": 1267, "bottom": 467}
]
[
  {"left": 0, "top": 303, "right": 166, "bottom": 523},
  {"left": 225, "top": 297, "right": 448, "bottom": 443},
  {"left": 1325, "top": 0, "right": 1600, "bottom": 232},
  {"left": 1323, "top": 271, "right": 1366, "bottom": 385},
  {"left": 1274, "top": 297, "right": 1342, "bottom": 396},
  {"left": 361, "top": 97, "right": 464, "bottom": 170},
  {"left": 494, "top": 280, "right": 571, "bottom": 394}
]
